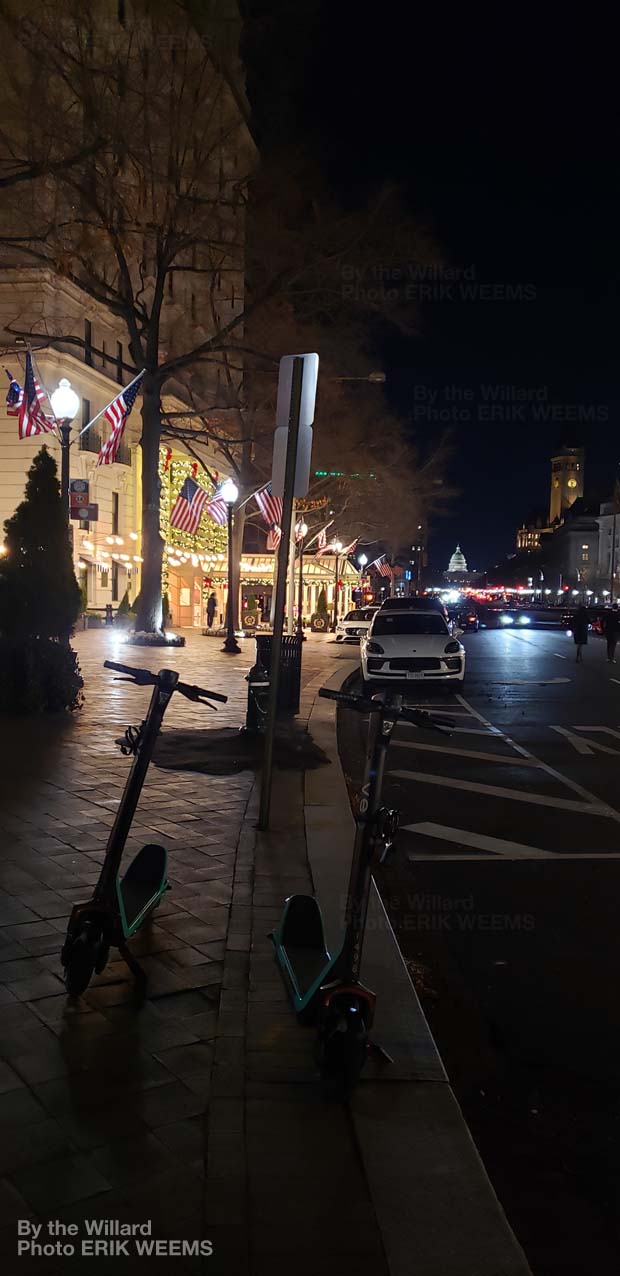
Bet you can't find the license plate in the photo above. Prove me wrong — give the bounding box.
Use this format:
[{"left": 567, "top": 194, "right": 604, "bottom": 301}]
[{"left": 407, "top": 671, "right": 425, "bottom": 679}]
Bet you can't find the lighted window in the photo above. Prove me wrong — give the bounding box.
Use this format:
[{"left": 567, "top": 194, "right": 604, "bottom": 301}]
[{"left": 567, "top": 479, "right": 577, "bottom": 488}]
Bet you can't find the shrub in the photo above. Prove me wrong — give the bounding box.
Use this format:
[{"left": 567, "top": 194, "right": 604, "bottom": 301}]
[
  {"left": 0, "top": 638, "right": 84, "bottom": 713},
  {"left": 117, "top": 589, "right": 131, "bottom": 617},
  {"left": 316, "top": 587, "right": 329, "bottom": 615},
  {"left": 246, "top": 593, "right": 257, "bottom": 611},
  {"left": 0, "top": 448, "right": 80, "bottom": 641}
]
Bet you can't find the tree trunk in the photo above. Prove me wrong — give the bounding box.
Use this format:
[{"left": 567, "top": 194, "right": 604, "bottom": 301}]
[{"left": 135, "top": 373, "right": 164, "bottom": 633}]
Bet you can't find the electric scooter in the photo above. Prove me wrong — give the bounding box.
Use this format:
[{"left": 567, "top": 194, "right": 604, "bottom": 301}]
[
  {"left": 271, "top": 685, "right": 452, "bottom": 1092},
  {"left": 61, "top": 660, "right": 227, "bottom": 996}
]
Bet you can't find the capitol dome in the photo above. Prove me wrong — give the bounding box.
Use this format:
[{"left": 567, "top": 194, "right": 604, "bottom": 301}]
[{"left": 447, "top": 545, "right": 468, "bottom": 573}]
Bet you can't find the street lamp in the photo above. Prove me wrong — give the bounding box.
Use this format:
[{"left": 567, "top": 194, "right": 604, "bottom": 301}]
[
  {"left": 221, "top": 478, "right": 240, "bottom": 654},
  {"left": 331, "top": 540, "right": 343, "bottom": 632},
  {"left": 296, "top": 521, "right": 308, "bottom": 639},
  {"left": 357, "top": 553, "right": 368, "bottom": 603},
  {"left": 50, "top": 378, "right": 80, "bottom": 523}
]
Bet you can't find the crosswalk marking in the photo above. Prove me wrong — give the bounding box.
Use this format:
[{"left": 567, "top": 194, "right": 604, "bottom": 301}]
[
  {"left": 403, "top": 821, "right": 556, "bottom": 858},
  {"left": 389, "top": 769, "right": 614, "bottom": 815},
  {"left": 392, "top": 739, "right": 537, "bottom": 767},
  {"left": 398, "top": 721, "right": 503, "bottom": 737},
  {"left": 550, "top": 726, "right": 620, "bottom": 757}
]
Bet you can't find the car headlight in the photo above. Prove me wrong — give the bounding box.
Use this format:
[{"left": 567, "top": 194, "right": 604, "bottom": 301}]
[
  {"left": 366, "top": 641, "right": 384, "bottom": 654},
  {"left": 499, "top": 614, "right": 514, "bottom": 625},
  {"left": 518, "top": 615, "right": 531, "bottom": 625},
  {"left": 444, "top": 640, "right": 460, "bottom": 653}
]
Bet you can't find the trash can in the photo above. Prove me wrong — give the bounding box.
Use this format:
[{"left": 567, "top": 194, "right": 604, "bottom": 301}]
[{"left": 255, "top": 633, "right": 302, "bottom": 717}]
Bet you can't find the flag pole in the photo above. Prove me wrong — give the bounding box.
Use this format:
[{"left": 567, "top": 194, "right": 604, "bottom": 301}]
[{"left": 78, "top": 369, "right": 145, "bottom": 436}]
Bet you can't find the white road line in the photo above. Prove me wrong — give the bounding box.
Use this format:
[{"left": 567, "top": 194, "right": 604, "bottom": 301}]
[
  {"left": 490, "top": 678, "right": 571, "bottom": 686},
  {"left": 611, "top": 679, "right": 620, "bottom": 685},
  {"left": 456, "top": 693, "right": 620, "bottom": 817},
  {"left": 554, "top": 653, "right": 568, "bottom": 659},
  {"left": 575, "top": 726, "right": 620, "bottom": 740},
  {"left": 550, "top": 726, "right": 596, "bottom": 755},
  {"left": 389, "top": 769, "right": 614, "bottom": 815},
  {"left": 403, "top": 821, "right": 556, "bottom": 858},
  {"left": 397, "top": 722, "right": 502, "bottom": 737},
  {"left": 392, "top": 740, "right": 537, "bottom": 766}
]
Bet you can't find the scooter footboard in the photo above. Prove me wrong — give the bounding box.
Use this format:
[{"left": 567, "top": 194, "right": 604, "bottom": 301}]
[{"left": 271, "top": 894, "right": 336, "bottom": 1017}]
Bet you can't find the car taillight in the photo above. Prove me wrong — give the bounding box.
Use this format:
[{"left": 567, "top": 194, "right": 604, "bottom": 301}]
[{"left": 366, "top": 641, "right": 384, "bottom": 654}]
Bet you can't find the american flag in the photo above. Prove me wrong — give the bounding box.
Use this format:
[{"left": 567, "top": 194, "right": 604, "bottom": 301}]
[
  {"left": 317, "top": 526, "right": 327, "bottom": 551},
  {"left": 340, "top": 536, "right": 359, "bottom": 556},
  {"left": 96, "top": 372, "right": 144, "bottom": 466},
  {"left": 5, "top": 368, "right": 23, "bottom": 416},
  {"left": 255, "top": 482, "right": 283, "bottom": 528},
  {"left": 206, "top": 495, "right": 227, "bottom": 526},
  {"left": 375, "top": 557, "right": 393, "bottom": 579},
  {"left": 267, "top": 525, "right": 282, "bottom": 551},
  {"left": 170, "top": 476, "right": 209, "bottom": 533},
  {"left": 17, "top": 353, "right": 55, "bottom": 439}
]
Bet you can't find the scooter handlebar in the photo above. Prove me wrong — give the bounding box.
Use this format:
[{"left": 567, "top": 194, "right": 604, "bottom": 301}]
[
  {"left": 176, "top": 681, "right": 228, "bottom": 705},
  {"left": 318, "top": 687, "right": 454, "bottom": 732},
  {"left": 103, "top": 660, "right": 157, "bottom": 685}
]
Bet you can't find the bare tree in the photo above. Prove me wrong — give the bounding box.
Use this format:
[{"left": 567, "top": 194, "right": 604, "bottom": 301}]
[{"left": 0, "top": 2, "right": 449, "bottom": 632}]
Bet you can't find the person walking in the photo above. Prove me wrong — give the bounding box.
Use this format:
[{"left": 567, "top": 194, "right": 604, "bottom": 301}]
[
  {"left": 603, "top": 603, "right": 620, "bottom": 663},
  {"left": 206, "top": 591, "right": 217, "bottom": 630},
  {"left": 573, "top": 605, "right": 589, "bottom": 663}
]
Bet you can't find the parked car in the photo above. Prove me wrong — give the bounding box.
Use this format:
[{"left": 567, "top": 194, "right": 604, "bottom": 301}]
[
  {"left": 335, "top": 606, "right": 379, "bottom": 643},
  {"left": 448, "top": 605, "right": 479, "bottom": 632},
  {"left": 361, "top": 608, "right": 466, "bottom": 688},
  {"left": 378, "top": 595, "right": 450, "bottom": 621}
]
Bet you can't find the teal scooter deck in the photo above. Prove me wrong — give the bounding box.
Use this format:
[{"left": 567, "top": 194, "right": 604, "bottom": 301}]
[{"left": 271, "top": 893, "right": 341, "bottom": 1018}]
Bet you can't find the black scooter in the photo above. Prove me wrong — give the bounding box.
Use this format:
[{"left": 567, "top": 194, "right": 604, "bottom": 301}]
[
  {"left": 61, "top": 660, "right": 227, "bottom": 996},
  {"left": 271, "top": 686, "right": 451, "bottom": 1093}
]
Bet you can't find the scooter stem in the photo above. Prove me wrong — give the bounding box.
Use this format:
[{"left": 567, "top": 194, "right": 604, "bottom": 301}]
[
  {"left": 94, "top": 670, "right": 179, "bottom": 900},
  {"left": 341, "top": 695, "right": 399, "bottom": 980}
]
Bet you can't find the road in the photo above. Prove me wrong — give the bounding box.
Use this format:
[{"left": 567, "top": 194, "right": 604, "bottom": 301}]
[{"left": 337, "top": 626, "right": 620, "bottom": 1276}]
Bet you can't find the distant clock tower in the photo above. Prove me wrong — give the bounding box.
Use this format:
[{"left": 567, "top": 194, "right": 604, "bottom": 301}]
[{"left": 549, "top": 445, "right": 584, "bottom": 524}]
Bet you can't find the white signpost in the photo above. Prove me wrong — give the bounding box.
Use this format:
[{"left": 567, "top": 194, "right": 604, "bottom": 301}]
[{"left": 258, "top": 353, "right": 319, "bottom": 830}]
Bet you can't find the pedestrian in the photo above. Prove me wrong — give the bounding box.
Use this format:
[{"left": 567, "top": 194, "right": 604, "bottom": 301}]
[
  {"left": 572, "top": 605, "right": 589, "bottom": 663},
  {"left": 602, "top": 603, "right": 620, "bottom": 663},
  {"left": 206, "top": 591, "right": 217, "bottom": 630}
]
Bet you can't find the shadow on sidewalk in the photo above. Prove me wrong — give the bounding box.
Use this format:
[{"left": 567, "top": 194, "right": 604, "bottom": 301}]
[{"left": 154, "top": 726, "right": 330, "bottom": 776}]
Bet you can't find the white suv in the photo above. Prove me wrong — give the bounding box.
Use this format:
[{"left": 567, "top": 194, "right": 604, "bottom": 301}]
[
  {"left": 361, "top": 608, "right": 465, "bottom": 686},
  {"left": 335, "top": 606, "right": 379, "bottom": 643}
]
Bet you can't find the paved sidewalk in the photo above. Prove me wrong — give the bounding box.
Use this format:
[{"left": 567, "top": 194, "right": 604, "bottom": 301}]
[{"left": 0, "top": 628, "right": 530, "bottom": 1274}]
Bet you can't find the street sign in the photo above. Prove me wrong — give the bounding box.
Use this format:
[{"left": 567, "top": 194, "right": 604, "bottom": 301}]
[
  {"left": 70, "top": 479, "right": 89, "bottom": 509},
  {"left": 271, "top": 354, "right": 318, "bottom": 499}
]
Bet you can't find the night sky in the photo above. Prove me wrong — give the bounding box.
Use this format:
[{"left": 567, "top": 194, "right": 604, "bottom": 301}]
[{"left": 243, "top": 4, "right": 619, "bottom": 571}]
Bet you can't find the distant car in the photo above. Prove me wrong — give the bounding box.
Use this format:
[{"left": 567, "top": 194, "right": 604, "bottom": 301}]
[
  {"left": 448, "top": 605, "right": 479, "bottom": 632},
  {"left": 361, "top": 608, "right": 466, "bottom": 687},
  {"left": 335, "top": 606, "right": 379, "bottom": 643},
  {"left": 378, "top": 595, "right": 450, "bottom": 621}
]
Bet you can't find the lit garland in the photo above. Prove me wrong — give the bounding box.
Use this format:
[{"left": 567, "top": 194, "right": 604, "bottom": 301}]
[{"left": 158, "top": 448, "right": 227, "bottom": 595}]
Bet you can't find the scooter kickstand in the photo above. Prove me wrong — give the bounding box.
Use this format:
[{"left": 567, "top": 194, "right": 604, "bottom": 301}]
[{"left": 367, "top": 1038, "right": 394, "bottom": 1065}]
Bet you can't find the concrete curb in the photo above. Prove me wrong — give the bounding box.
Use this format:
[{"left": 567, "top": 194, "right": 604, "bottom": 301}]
[{"left": 304, "top": 668, "right": 532, "bottom": 1276}]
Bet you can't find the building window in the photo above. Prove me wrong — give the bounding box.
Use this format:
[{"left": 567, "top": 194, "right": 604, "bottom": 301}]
[
  {"left": 112, "top": 492, "right": 119, "bottom": 535},
  {"left": 582, "top": 552, "right": 589, "bottom": 562},
  {"left": 101, "top": 570, "right": 109, "bottom": 589},
  {"left": 567, "top": 479, "right": 577, "bottom": 489},
  {"left": 84, "top": 320, "right": 93, "bottom": 366},
  {"left": 111, "top": 561, "right": 119, "bottom": 601}
]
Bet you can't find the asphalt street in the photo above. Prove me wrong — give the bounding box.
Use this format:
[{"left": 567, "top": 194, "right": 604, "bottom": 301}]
[{"left": 338, "top": 625, "right": 620, "bottom": 1276}]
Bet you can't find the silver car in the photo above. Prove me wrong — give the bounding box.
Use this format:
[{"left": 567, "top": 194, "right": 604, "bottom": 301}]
[{"left": 335, "top": 606, "right": 379, "bottom": 643}]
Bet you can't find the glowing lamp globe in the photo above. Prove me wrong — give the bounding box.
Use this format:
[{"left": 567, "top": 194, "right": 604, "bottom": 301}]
[
  {"left": 221, "top": 479, "right": 239, "bottom": 505},
  {"left": 358, "top": 553, "right": 368, "bottom": 568},
  {"left": 299, "top": 522, "right": 308, "bottom": 538},
  {"left": 51, "top": 378, "right": 80, "bottom": 422}
]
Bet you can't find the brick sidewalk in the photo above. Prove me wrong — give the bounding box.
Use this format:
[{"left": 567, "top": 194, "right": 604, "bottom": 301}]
[{"left": 0, "top": 628, "right": 354, "bottom": 1273}]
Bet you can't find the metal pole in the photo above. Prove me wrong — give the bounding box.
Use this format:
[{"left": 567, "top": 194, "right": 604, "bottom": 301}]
[
  {"left": 259, "top": 357, "right": 304, "bottom": 830},
  {"left": 223, "top": 502, "right": 240, "bottom": 653},
  {"left": 611, "top": 512, "right": 617, "bottom": 604},
  {"left": 297, "top": 536, "right": 305, "bottom": 639},
  {"left": 332, "top": 553, "right": 340, "bottom": 631},
  {"left": 286, "top": 505, "right": 297, "bottom": 635},
  {"left": 59, "top": 420, "right": 71, "bottom": 525}
]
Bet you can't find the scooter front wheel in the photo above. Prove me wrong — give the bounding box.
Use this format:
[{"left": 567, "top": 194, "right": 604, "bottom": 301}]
[
  {"left": 317, "top": 999, "right": 368, "bottom": 1097},
  {"left": 62, "top": 920, "right": 104, "bottom": 997}
]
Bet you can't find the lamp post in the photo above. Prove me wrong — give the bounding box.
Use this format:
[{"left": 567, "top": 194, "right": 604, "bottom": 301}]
[
  {"left": 221, "top": 478, "right": 240, "bottom": 654},
  {"left": 331, "top": 540, "right": 343, "bottom": 631},
  {"left": 50, "top": 378, "right": 80, "bottom": 524},
  {"left": 357, "top": 552, "right": 367, "bottom": 604},
  {"left": 296, "top": 521, "right": 308, "bottom": 638}
]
